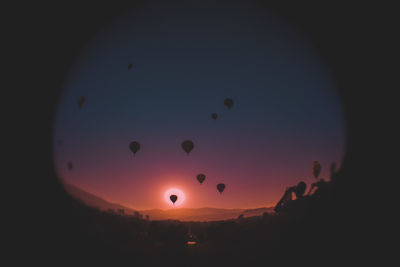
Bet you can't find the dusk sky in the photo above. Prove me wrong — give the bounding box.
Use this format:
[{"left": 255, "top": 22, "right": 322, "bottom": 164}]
[{"left": 53, "top": 0, "right": 345, "bottom": 210}]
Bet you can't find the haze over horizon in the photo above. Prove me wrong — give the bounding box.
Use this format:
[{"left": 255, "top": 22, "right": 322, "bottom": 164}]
[
  {"left": 54, "top": 0, "right": 345, "bottom": 211},
  {"left": 63, "top": 181, "right": 274, "bottom": 221}
]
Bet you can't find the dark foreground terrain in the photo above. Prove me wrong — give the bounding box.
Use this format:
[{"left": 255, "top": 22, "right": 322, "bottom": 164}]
[
  {"left": 27, "top": 166, "right": 370, "bottom": 266},
  {"left": 15, "top": 1, "right": 388, "bottom": 266}
]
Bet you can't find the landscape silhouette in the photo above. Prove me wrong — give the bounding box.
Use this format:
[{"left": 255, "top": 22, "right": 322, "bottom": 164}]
[
  {"left": 52, "top": 160, "right": 350, "bottom": 266},
  {"left": 19, "top": 1, "right": 384, "bottom": 266}
]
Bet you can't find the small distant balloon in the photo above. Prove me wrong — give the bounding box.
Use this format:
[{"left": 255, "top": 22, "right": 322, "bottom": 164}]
[
  {"left": 170, "top": 194, "right": 178, "bottom": 204},
  {"left": 211, "top": 113, "right": 218, "bottom": 120},
  {"left": 129, "top": 141, "right": 141, "bottom": 156},
  {"left": 67, "top": 161, "right": 73, "bottom": 170},
  {"left": 128, "top": 63, "right": 133, "bottom": 70},
  {"left": 217, "top": 183, "right": 225, "bottom": 194},
  {"left": 224, "top": 98, "right": 233, "bottom": 109},
  {"left": 181, "top": 140, "right": 194, "bottom": 155},
  {"left": 77, "top": 96, "right": 86, "bottom": 109},
  {"left": 312, "top": 161, "right": 321, "bottom": 179},
  {"left": 196, "top": 174, "right": 206, "bottom": 185}
]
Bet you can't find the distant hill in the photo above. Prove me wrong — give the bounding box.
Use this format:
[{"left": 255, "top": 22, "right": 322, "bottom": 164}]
[
  {"left": 62, "top": 182, "right": 137, "bottom": 215},
  {"left": 140, "top": 207, "right": 274, "bottom": 222},
  {"left": 61, "top": 182, "right": 274, "bottom": 221}
]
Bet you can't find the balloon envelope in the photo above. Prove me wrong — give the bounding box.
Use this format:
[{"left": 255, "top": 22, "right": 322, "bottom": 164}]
[
  {"left": 224, "top": 98, "right": 233, "bottom": 109},
  {"left": 181, "top": 140, "right": 194, "bottom": 155},
  {"left": 217, "top": 183, "right": 225, "bottom": 194},
  {"left": 67, "top": 161, "right": 73, "bottom": 170},
  {"left": 170, "top": 194, "right": 178, "bottom": 204},
  {"left": 128, "top": 63, "right": 133, "bottom": 69},
  {"left": 196, "top": 174, "right": 206, "bottom": 184},
  {"left": 211, "top": 113, "right": 218, "bottom": 120},
  {"left": 129, "top": 141, "right": 141, "bottom": 155},
  {"left": 77, "top": 96, "right": 86, "bottom": 109}
]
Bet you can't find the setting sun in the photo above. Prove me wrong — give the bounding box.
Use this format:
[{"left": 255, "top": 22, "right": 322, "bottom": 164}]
[
  {"left": 53, "top": 0, "right": 345, "bottom": 213},
  {"left": 164, "top": 188, "right": 185, "bottom": 207}
]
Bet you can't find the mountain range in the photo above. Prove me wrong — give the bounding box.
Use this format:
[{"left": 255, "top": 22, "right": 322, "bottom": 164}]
[{"left": 62, "top": 182, "right": 274, "bottom": 221}]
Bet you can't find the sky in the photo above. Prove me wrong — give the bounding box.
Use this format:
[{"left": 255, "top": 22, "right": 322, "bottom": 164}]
[{"left": 53, "top": 0, "right": 346, "bottom": 210}]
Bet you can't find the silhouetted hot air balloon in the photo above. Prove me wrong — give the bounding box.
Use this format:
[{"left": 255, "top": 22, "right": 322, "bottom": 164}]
[
  {"left": 67, "top": 161, "right": 73, "bottom": 170},
  {"left": 128, "top": 63, "right": 133, "bottom": 70},
  {"left": 181, "top": 140, "right": 194, "bottom": 155},
  {"left": 77, "top": 96, "right": 86, "bottom": 109},
  {"left": 196, "top": 174, "right": 206, "bottom": 185},
  {"left": 129, "top": 141, "right": 141, "bottom": 156},
  {"left": 312, "top": 161, "right": 321, "bottom": 179},
  {"left": 224, "top": 98, "right": 233, "bottom": 109},
  {"left": 211, "top": 113, "right": 218, "bottom": 120},
  {"left": 170, "top": 194, "right": 177, "bottom": 204},
  {"left": 217, "top": 183, "right": 225, "bottom": 194}
]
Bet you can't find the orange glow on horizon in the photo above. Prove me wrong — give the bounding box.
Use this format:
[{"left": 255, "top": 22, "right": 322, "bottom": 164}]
[{"left": 164, "top": 188, "right": 186, "bottom": 207}]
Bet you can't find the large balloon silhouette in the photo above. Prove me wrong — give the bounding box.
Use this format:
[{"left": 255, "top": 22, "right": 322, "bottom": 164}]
[
  {"left": 217, "top": 183, "right": 226, "bottom": 194},
  {"left": 196, "top": 174, "right": 206, "bottom": 185},
  {"left": 77, "top": 96, "right": 86, "bottom": 109},
  {"left": 312, "top": 161, "right": 321, "bottom": 178},
  {"left": 129, "top": 141, "right": 141, "bottom": 156},
  {"left": 224, "top": 98, "right": 233, "bottom": 109},
  {"left": 181, "top": 140, "right": 194, "bottom": 155},
  {"left": 170, "top": 194, "right": 178, "bottom": 204},
  {"left": 211, "top": 113, "right": 218, "bottom": 120}
]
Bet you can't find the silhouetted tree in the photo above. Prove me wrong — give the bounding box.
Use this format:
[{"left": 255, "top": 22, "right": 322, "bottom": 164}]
[
  {"left": 330, "top": 162, "right": 337, "bottom": 181},
  {"left": 133, "top": 211, "right": 143, "bottom": 219},
  {"left": 107, "top": 208, "right": 115, "bottom": 214}
]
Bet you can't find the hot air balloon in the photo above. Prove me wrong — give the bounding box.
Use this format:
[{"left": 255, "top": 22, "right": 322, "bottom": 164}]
[
  {"left": 67, "top": 161, "right": 73, "bottom": 170},
  {"left": 128, "top": 63, "right": 133, "bottom": 70},
  {"left": 312, "top": 161, "right": 321, "bottom": 179},
  {"left": 196, "top": 174, "right": 206, "bottom": 185},
  {"left": 224, "top": 98, "right": 233, "bottom": 109},
  {"left": 129, "top": 141, "right": 141, "bottom": 156},
  {"left": 211, "top": 113, "right": 218, "bottom": 120},
  {"left": 77, "top": 96, "right": 86, "bottom": 109},
  {"left": 170, "top": 194, "right": 178, "bottom": 204},
  {"left": 217, "top": 183, "right": 225, "bottom": 194},
  {"left": 181, "top": 140, "right": 194, "bottom": 155}
]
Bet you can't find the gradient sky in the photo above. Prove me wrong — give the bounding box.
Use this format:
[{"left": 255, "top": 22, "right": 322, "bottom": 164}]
[{"left": 53, "top": 0, "right": 345, "bottom": 210}]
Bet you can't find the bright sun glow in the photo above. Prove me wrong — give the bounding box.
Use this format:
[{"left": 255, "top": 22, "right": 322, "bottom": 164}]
[{"left": 164, "top": 188, "right": 185, "bottom": 207}]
